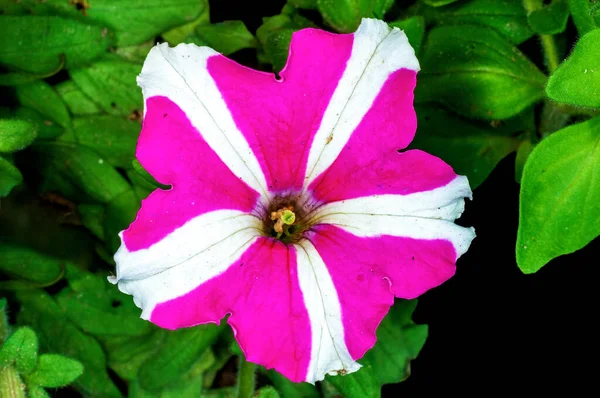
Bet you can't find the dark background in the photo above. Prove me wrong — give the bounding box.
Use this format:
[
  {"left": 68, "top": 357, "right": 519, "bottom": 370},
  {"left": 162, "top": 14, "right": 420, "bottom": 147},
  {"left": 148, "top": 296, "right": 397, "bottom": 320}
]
[{"left": 211, "top": 0, "right": 599, "bottom": 395}]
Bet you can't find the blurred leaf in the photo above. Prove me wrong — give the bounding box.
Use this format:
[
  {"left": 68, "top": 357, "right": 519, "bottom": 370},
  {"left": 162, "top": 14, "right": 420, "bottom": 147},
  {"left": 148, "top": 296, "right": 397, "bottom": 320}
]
[
  {"left": 78, "top": 204, "right": 106, "bottom": 240},
  {"left": 515, "top": 139, "right": 535, "bottom": 183},
  {"left": 138, "top": 324, "right": 223, "bottom": 391},
  {"left": 317, "top": 0, "right": 394, "bottom": 32},
  {"left": 0, "top": 298, "right": 9, "bottom": 344},
  {"left": 327, "top": 300, "right": 427, "bottom": 397},
  {"left": 265, "top": 29, "right": 295, "bottom": 73},
  {"left": 33, "top": 142, "right": 132, "bottom": 203},
  {"left": 420, "top": 0, "right": 533, "bottom": 45},
  {"left": 423, "top": 0, "right": 459, "bottom": 5},
  {"left": 0, "top": 244, "right": 64, "bottom": 285},
  {"left": 255, "top": 386, "right": 281, "bottom": 398},
  {"left": 517, "top": 116, "right": 600, "bottom": 273},
  {"left": 0, "top": 119, "right": 37, "bottom": 153},
  {"left": 70, "top": 57, "right": 143, "bottom": 117},
  {"left": 527, "top": 0, "right": 569, "bottom": 34},
  {"left": 568, "top": 0, "right": 597, "bottom": 35},
  {"left": 388, "top": 16, "right": 426, "bottom": 53},
  {"left": 115, "top": 41, "right": 156, "bottom": 64},
  {"left": 0, "top": 56, "right": 64, "bottom": 86},
  {"left": 546, "top": 29, "right": 600, "bottom": 108},
  {"left": 0, "top": 327, "right": 38, "bottom": 374},
  {"left": 288, "top": 0, "right": 317, "bottom": 9},
  {"left": 163, "top": 5, "right": 211, "bottom": 46},
  {"left": 265, "top": 370, "right": 319, "bottom": 398},
  {"left": 0, "top": 156, "right": 22, "bottom": 197},
  {"left": 66, "top": 116, "right": 139, "bottom": 169},
  {"left": 0, "top": 16, "right": 113, "bottom": 74},
  {"left": 412, "top": 106, "right": 521, "bottom": 189},
  {"left": 55, "top": 268, "right": 151, "bottom": 337},
  {"left": 25, "top": 385, "right": 50, "bottom": 398},
  {"left": 12, "top": 108, "right": 63, "bottom": 140},
  {"left": 104, "top": 189, "right": 140, "bottom": 253},
  {"left": 14, "top": 0, "right": 205, "bottom": 47},
  {"left": 14, "top": 81, "right": 71, "bottom": 129},
  {"left": 417, "top": 25, "right": 546, "bottom": 120},
  {"left": 195, "top": 21, "right": 257, "bottom": 56},
  {"left": 25, "top": 354, "right": 83, "bottom": 388},
  {"left": 54, "top": 81, "right": 102, "bottom": 116},
  {"left": 16, "top": 289, "right": 122, "bottom": 397},
  {"left": 131, "top": 159, "right": 170, "bottom": 191}
]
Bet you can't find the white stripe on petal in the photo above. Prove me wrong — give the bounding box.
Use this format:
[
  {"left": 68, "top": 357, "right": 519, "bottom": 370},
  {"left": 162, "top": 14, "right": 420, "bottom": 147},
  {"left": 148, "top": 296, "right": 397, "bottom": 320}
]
[
  {"left": 138, "top": 43, "right": 268, "bottom": 196},
  {"left": 304, "top": 18, "right": 420, "bottom": 187},
  {"left": 110, "top": 210, "right": 261, "bottom": 317},
  {"left": 295, "top": 242, "right": 361, "bottom": 383},
  {"left": 310, "top": 176, "right": 475, "bottom": 259}
]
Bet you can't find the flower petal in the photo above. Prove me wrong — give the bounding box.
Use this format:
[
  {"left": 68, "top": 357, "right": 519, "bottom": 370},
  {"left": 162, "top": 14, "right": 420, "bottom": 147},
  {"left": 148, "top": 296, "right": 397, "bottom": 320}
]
[
  {"left": 137, "top": 43, "right": 268, "bottom": 196},
  {"left": 207, "top": 28, "right": 354, "bottom": 192},
  {"left": 303, "top": 19, "right": 420, "bottom": 188},
  {"left": 122, "top": 96, "right": 259, "bottom": 251},
  {"left": 142, "top": 238, "right": 314, "bottom": 383}
]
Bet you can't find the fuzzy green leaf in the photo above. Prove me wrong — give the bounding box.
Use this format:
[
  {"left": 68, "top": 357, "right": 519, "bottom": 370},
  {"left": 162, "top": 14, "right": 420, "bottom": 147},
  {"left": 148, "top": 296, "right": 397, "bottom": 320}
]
[
  {"left": 546, "top": 29, "right": 600, "bottom": 109},
  {"left": 25, "top": 354, "right": 83, "bottom": 388},
  {"left": 412, "top": 106, "right": 522, "bottom": 189},
  {"left": 317, "top": 0, "right": 394, "bottom": 32},
  {"left": 13, "top": 0, "right": 206, "bottom": 47},
  {"left": 0, "top": 156, "right": 22, "bottom": 197},
  {"left": 527, "top": 0, "right": 569, "bottom": 35},
  {"left": 420, "top": 0, "right": 534, "bottom": 45},
  {"left": 517, "top": 116, "right": 600, "bottom": 273},
  {"left": 195, "top": 21, "right": 257, "bottom": 56},
  {"left": 0, "top": 119, "right": 37, "bottom": 153},
  {"left": 0, "top": 327, "right": 38, "bottom": 374},
  {"left": 0, "top": 16, "right": 113, "bottom": 74},
  {"left": 70, "top": 57, "right": 143, "bottom": 117},
  {"left": 417, "top": 25, "right": 546, "bottom": 120},
  {"left": 25, "top": 385, "right": 50, "bottom": 398},
  {"left": 14, "top": 81, "right": 71, "bottom": 129}
]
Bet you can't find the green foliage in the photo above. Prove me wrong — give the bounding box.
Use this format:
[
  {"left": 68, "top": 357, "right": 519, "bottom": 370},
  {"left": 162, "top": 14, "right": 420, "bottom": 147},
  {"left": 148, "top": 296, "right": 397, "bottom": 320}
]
[
  {"left": 417, "top": 25, "right": 546, "bottom": 120},
  {"left": 0, "top": 1, "right": 598, "bottom": 396},
  {"left": 546, "top": 29, "right": 600, "bottom": 108},
  {"left": 517, "top": 116, "right": 600, "bottom": 273}
]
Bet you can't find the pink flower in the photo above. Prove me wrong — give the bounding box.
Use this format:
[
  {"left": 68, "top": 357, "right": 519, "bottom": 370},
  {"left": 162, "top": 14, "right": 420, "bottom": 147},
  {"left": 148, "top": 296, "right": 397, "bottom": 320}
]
[{"left": 109, "top": 19, "right": 475, "bottom": 383}]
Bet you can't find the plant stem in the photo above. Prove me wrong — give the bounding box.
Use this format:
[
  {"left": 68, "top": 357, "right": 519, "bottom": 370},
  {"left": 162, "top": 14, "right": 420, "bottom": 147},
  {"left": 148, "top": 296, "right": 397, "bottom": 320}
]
[
  {"left": 540, "top": 34, "right": 560, "bottom": 74},
  {"left": 0, "top": 366, "right": 26, "bottom": 398},
  {"left": 235, "top": 356, "right": 256, "bottom": 398}
]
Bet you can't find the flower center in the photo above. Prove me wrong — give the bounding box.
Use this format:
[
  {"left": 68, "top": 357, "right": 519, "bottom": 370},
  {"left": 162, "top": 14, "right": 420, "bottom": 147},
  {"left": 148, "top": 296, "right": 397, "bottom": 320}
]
[
  {"left": 260, "top": 193, "right": 320, "bottom": 244},
  {"left": 270, "top": 206, "right": 296, "bottom": 239}
]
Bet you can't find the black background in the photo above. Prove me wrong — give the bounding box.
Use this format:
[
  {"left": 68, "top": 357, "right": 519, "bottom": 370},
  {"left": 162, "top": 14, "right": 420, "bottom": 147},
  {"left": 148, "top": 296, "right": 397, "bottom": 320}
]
[{"left": 211, "top": 0, "right": 599, "bottom": 395}]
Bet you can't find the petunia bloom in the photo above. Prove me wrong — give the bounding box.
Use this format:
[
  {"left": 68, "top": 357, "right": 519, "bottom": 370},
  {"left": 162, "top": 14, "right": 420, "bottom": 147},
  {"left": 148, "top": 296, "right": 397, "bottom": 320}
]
[{"left": 109, "top": 18, "right": 475, "bottom": 383}]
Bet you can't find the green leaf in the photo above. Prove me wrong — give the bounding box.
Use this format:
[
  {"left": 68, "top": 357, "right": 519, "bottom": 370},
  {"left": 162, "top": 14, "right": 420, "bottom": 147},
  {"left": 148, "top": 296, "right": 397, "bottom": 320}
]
[
  {"left": 138, "top": 325, "right": 223, "bottom": 391},
  {"left": 55, "top": 269, "right": 151, "bottom": 337},
  {"left": 0, "top": 56, "right": 64, "bottom": 86},
  {"left": 0, "top": 298, "right": 9, "bottom": 345},
  {"left": 0, "top": 16, "right": 113, "bottom": 74},
  {"left": 527, "top": 0, "right": 569, "bottom": 34},
  {"left": 423, "top": 0, "right": 459, "bottom": 6},
  {"left": 255, "top": 386, "right": 281, "bottom": 398},
  {"left": 327, "top": 300, "right": 427, "bottom": 397},
  {"left": 54, "top": 81, "right": 102, "bottom": 116},
  {"left": 12, "top": 108, "right": 63, "bottom": 140},
  {"left": 265, "top": 370, "right": 319, "bottom": 398},
  {"left": 388, "top": 16, "right": 426, "bottom": 53},
  {"left": 546, "top": 29, "right": 600, "bottom": 109},
  {"left": 163, "top": 5, "right": 211, "bottom": 46},
  {"left": 16, "top": 290, "right": 121, "bottom": 397},
  {"left": 412, "top": 106, "right": 521, "bottom": 189},
  {"left": 420, "top": 0, "right": 534, "bottom": 45},
  {"left": 131, "top": 159, "right": 170, "bottom": 191},
  {"left": 317, "top": 0, "right": 394, "bottom": 32},
  {"left": 25, "top": 385, "right": 50, "bottom": 398},
  {"left": 14, "top": 0, "right": 206, "bottom": 47},
  {"left": 568, "top": 0, "right": 597, "bottom": 35},
  {"left": 115, "top": 40, "right": 156, "bottom": 64},
  {"left": 0, "top": 327, "right": 38, "bottom": 374},
  {"left": 0, "top": 244, "right": 65, "bottom": 285},
  {"left": 417, "top": 25, "right": 546, "bottom": 120},
  {"left": 517, "top": 116, "right": 600, "bottom": 273},
  {"left": 67, "top": 116, "right": 139, "bottom": 169},
  {"left": 25, "top": 354, "right": 83, "bottom": 388},
  {"left": 195, "top": 21, "right": 257, "bottom": 56},
  {"left": 70, "top": 57, "right": 143, "bottom": 117},
  {"left": 0, "top": 156, "right": 22, "bottom": 197},
  {"left": 0, "top": 119, "right": 37, "bottom": 153},
  {"left": 33, "top": 142, "right": 132, "bottom": 203},
  {"left": 288, "top": 0, "right": 318, "bottom": 9},
  {"left": 104, "top": 189, "right": 141, "bottom": 253},
  {"left": 78, "top": 204, "right": 106, "bottom": 241},
  {"left": 515, "top": 138, "right": 535, "bottom": 183},
  {"left": 14, "top": 81, "right": 71, "bottom": 128}
]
